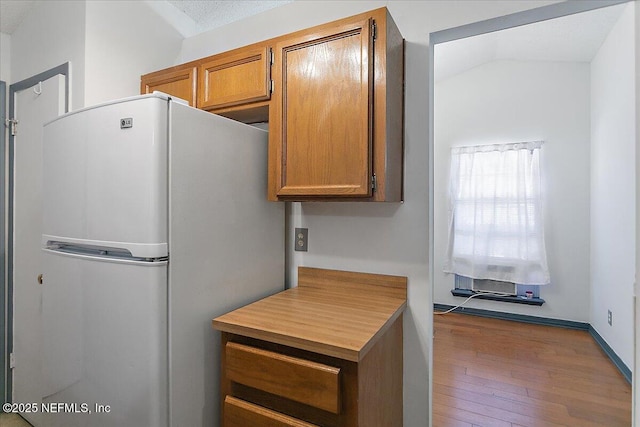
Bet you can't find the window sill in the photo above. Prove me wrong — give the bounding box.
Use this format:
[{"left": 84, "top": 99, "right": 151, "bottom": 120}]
[{"left": 451, "top": 289, "right": 545, "bottom": 306}]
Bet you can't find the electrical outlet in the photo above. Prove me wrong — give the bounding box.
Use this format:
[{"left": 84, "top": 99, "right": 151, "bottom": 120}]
[
  {"left": 607, "top": 310, "right": 612, "bottom": 326},
  {"left": 294, "top": 228, "right": 308, "bottom": 252}
]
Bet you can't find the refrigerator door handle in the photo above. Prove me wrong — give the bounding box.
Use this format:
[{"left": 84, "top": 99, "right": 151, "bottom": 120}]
[
  {"left": 42, "top": 248, "right": 168, "bottom": 267},
  {"left": 42, "top": 234, "right": 168, "bottom": 259}
]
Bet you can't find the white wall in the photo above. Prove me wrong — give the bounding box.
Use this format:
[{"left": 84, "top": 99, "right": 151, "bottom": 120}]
[
  {"left": 9, "top": 0, "right": 183, "bottom": 110},
  {"left": 10, "top": 1, "right": 86, "bottom": 110},
  {"left": 181, "top": 1, "right": 384, "bottom": 62},
  {"left": 179, "top": 2, "right": 559, "bottom": 425},
  {"left": 434, "top": 60, "right": 592, "bottom": 322},
  {"left": 591, "top": 2, "right": 636, "bottom": 370},
  {"left": 179, "top": 1, "right": 557, "bottom": 62},
  {"left": 0, "top": 32, "right": 10, "bottom": 83},
  {"left": 84, "top": 0, "right": 183, "bottom": 106}
]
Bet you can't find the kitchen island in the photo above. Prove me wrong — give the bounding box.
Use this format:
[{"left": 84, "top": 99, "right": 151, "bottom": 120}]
[{"left": 212, "top": 266, "right": 407, "bottom": 427}]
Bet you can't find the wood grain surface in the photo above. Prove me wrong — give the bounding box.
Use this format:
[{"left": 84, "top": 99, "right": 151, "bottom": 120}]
[
  {"left": 267, "top": 7, "right": 404, "bottom": 202},
  {"left": 433, "top": 312, "right": 632, "bottom": 426},
  {"left": 199, "top": 45, "right": 271, "bottom": 110},
  {"left": 274, "top": 18, "right": 373, "bottom": 197},
  {"left": 140, "top": 64, "right": 198, "bottom": 106},
  {"left": 225, "top": 342, "right": 341, "bottom": 414},
  {"left": 224, "top": 396, "right": 319, "bottom": 427},
  {"left": 213, "top": 267, "right": 407, "bottom": 362}
]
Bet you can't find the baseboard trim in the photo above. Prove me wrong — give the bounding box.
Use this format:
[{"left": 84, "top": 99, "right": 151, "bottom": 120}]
[
  {"left": 588, "top": 326, "right": 632, "bottom": 384},
  {"left": 434, "top": 303, "right": 631, "bottom": 384},
  {"left": 434, "top": 303, "right": 589, "bottom": 330}
]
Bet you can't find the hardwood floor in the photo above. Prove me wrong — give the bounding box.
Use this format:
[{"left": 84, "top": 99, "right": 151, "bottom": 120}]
[{"left": 433, "top": 312, "right": 632, "bottom": 427}]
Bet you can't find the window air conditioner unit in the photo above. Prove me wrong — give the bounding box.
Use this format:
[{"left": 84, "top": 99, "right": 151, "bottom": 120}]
[{"left": 471, "top": 278, "right": 517, "bottom": 295}]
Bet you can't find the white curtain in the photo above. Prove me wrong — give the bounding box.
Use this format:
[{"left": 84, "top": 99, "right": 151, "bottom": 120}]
[{"left": 444, "top": 141, "right": 550, "bottom": 285}]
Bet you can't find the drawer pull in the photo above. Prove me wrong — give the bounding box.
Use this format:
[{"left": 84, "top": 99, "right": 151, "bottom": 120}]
[
  {"left": 224, "top": 396, "right": 318, "bottom": 427},
  {"left": 226, "top": 342, "right": 340, "bottom": 414}
]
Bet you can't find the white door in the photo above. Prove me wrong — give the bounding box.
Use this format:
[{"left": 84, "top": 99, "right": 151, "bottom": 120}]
[{"left": 11, "top": 74, "right": 65, "bottom": 426}]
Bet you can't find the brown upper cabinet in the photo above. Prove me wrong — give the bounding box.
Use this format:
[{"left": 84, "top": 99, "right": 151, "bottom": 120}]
[
  {"left": 269, "top": 16, "right": 374, "bottom": 199},
  {"left": 140, "top": 7, "right": 404, "bottom": 202},
  {"left": 140, "top": 62, "right": 198, "bottom": 107},
  {"left": 269, "top": 8, "right": 403, "bottom": 202},
  {"left": 198, "top": 44, "right": 272, "bottom": 111}
]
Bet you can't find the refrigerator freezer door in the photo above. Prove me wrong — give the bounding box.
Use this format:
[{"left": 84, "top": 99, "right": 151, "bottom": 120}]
[
  {"left": 41, "top": 249, "right": 168, "bottom": 427},
  {"left": 42, "top": 96, "right": 168, "bottom": 258}
]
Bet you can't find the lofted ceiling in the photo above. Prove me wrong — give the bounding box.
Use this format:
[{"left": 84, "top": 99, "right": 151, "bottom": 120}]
[
  {"left": 0, "top": 0, "right": 291, "bottom": 36},
  {"left": 435, "top": 3, "right": 627, "bottom": 82},
  {"left": 166, "top": 0, "right": 291, "bottom": 36},
  {"left": 2, "top": 1, "right": 627, "bottom": 73}
]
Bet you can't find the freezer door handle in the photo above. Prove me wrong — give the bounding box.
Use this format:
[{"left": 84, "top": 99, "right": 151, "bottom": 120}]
[
  {"left": 41, "top": 248, "right": 168, "bottom": 267},
  {"left": 42, "top": 234, "right": 167, "bottom": 258}
]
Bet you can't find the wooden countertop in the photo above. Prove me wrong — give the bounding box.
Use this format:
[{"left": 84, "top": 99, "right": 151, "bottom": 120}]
[{"left": 212, "top": 267, "right": 407, "bottom": 362}]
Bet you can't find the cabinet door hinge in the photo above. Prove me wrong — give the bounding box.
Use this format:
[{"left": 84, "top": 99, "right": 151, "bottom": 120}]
[
  {"left": 270, "top": 80, "right": 274, "bottom": 94},
  {"left": 371, "top": 173, "right": 377, "bottom": 192},
  {"left": 6, "top": 118, "right": 18, "bottom": 136},
  {"left": 270, "top": 48, "right": 274, "bottom": 65},
  {"left": 372, "top": 21, "right": 377, "bottom": 40}
]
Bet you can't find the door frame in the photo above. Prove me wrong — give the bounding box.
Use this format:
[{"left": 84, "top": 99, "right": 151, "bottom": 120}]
[
  {"left": 1, "top": 80, "right": 6, "bottom": 405},
  {"left": 427, "top": 1, "right": 631, "bottom": 426},
  {"left": 5, "top": 63, "right": 70, "bottom": 402}
]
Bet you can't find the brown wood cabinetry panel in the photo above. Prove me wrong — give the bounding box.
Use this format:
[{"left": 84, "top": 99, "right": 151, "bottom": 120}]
[
  {"left": 199, "top": 46, "right": 271, "bottom": 110},
  {"left": 225, "top": 342, "right": 341, "bottom": 414},
  {"left": 298, "top": 266, "right": 407, "bottom": 300},
  {"left": 358, "top": 316, "right": 403, "bottom": 426},
  {"left": 140, "top": 7, "right": 404, "bottom": 200},
  {"left": 140, "top": 65, "right": 197, "bottom": 106},
  {"left": 216, "top": 267, "right": 406, "bottom": 426},
  {"left": 213, "top": 101, "right": 270, "bottom": 124},
  {"left": 268, "top": 8, "right": 404, "bottom": 201},
  {"left": 214, "top": 267, "right": 407, "bottom": 362},
  {"left": 271, "top": 18, "right": 374, "bottom": 198},
  {"left": 224, "top": 396, "right": 318, "bottom": 427}
]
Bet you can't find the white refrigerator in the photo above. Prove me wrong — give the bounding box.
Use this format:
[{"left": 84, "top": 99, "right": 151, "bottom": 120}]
[{"left": 38, "top": 93, "right": 284, "bottom": 427}]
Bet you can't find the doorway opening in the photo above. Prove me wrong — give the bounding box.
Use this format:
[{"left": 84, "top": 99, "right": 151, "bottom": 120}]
[{"left": 428, "top": 1, "right": 634, "bottom": 425}]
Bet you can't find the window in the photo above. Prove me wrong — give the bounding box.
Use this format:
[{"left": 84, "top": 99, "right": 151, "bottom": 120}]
[{"left": 444, "top": 141, "right": 550, "bottom": 285}]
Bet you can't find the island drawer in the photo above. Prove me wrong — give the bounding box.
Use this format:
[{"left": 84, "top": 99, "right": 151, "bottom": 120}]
[
  {"left": 224, "top": 396, "right": 319, "bottom": 427},
  {"left": 225, "top": 342, "right": 341, "bottom": 414}
]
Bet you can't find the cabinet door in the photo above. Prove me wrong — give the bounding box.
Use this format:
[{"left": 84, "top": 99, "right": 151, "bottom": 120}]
[
  {"left": 270, "top": 18, "right": 374, "bottom": 198},
  {"left": 141, "top": 65, "right": 197, "bottom": 106},
  {"left": 199, "top": 46, "right": 271, "bottom": 111}
]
